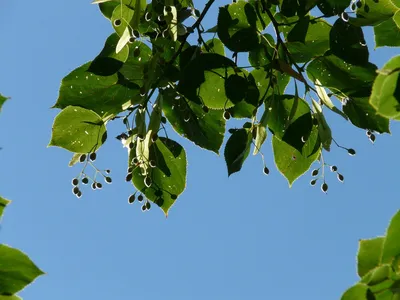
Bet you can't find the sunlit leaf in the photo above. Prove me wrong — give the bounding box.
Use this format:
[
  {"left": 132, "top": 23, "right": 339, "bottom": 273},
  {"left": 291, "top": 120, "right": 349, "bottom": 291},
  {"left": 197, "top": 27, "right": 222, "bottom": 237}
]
[
  {"left": 381, "top": 210, "right": 400, "bottom": 264},
  {"left": 130, "top": 138, "right": 187, "bottom": 216},
  {"left": 0, "top": 244, "right": 44, "bottom": 295},
  {"left": 273, "top": 125, "right": 321, "bottom": 186},
  {"left": 0, "top": 197, "right": 10, "bottom": 221},
  {"left": 49, "top": 106, "right": 107, "bottom": 153},
  {"left": 357, "top": 237, "right": 385, "bottom": 277}
]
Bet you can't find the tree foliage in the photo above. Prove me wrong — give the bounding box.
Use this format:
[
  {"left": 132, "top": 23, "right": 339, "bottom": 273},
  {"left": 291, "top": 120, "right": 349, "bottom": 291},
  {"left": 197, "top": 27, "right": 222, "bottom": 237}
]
[
  {"left": 49, "top": 0, "right": 400, "bottom": 217},
  {"left": 0, "top": 98, "right": 44, "bottom": 299},
  {"left": 342, "top": 210, "right": 400, "bottom": 300}
]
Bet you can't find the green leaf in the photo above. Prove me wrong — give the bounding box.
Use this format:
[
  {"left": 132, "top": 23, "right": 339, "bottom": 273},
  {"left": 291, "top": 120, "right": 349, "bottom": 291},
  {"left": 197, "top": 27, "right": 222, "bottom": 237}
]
[
  {"left": 370, "top": 55, "right": 400, "bottom": 120},
  {"left": 130, "top": 137, "right": 186, "bottom": 216},
  {"left": 307, "top": 54, "right": 389, "bottom": 133},
  {"left": 162, "top": 89, "right": 225, "bottom": 153},
  {"left": 217, "top": 1, "right": 267, "bottom": 52},
  {"left": 224, "top": 128, "right": 252, "bottom": 176},
  {"left": 268, "top": 95, "right": 313, "bottom": 153},
  {"left": 381, "top": 210, "right": 400, "bottom": 264},
  {"left": 248, "top": 34, "right": 275, "bottom": 68},
  {"left": 53, "top": 62, "right": 140, "bottom": 118},
  {"left": 0, "top": 197, "right": 10, "bottom": 221},
  {"left": 360, "top": 264, "right": 394, "bottom": 293},
  {"left": 349, "top": 0, "right": 399, "bottom": 26},
  {"left": 330, "top": 18, "right": 369, "bottom": 66},
  {"left": 0, "top": 244, "right": 44, "bottom": 295},
  {"left": 288, "top": 18, "right": 331, "bottom": 63},
  {"left": 118, "top": 41, "right": 153, "bottom": 88},
  {"left": 49, "top": 106, "right": 107, "bottom": 153},
  {"left": 340, "top": 283, "right": 372, "bottom": 300},
  {"left": 343, "top": 91, "right": 390, "bottom": 134},
  {"left": 178, "top": 53, "right": 237, "bottom": 110},
  {"left": 273, "top": 125, "right": 321, "bottom": 187},
  {"left": 357, "top": 237, "right": 385, "bottom": 277},
  {"left": 253, "top": 125, "right": 267, "bottom": 155},
  {"left": 0, "top": 295, "right": 22, "bottom": 300},
  {"left": 317, "top": 0, "right": 351, "bottom": 16},
  {"left": 88, "top": 33, "right": 130, "bottom": 76},
  {"left": 374, "top": 18, "right": 400, "bottom": 48},
  {"left": 111, "top": 4, "right": 135, "bottom": 37},
  {"left": 395, "top": 10, "right": 400, "bottom": 28},
  {"left": 0, "top": 94, "right": 9, "bottom": 113},
  {"left": 202, "top": 38, "right": 225, "bottom": 56}
]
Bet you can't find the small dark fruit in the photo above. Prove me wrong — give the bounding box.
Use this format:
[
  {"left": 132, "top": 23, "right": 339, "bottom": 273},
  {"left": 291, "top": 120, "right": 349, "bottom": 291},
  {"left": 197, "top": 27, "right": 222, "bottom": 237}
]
[
  {"left": 72, "top": 178, "right": 79, "bottom": 186},
  {"left": 138, "top": 194, "right": 144, "bottom": 202},
  {"left": 348, "top": 148, "right": 356, "bottom": 156},
  {"left": 128, "top": 194, "right": 135, "bottom": 204},
  {"left": 311, "top": 169, "right": 319, "bottom": 176},
  {"left": 89, "top": 152, "right": 97, "bottom": 161},
  {"left": 263, "top": 167, "right": 270, "bottom": 175},
  {"left": 82, "top": 177, "right": 89, "bottom": 185},
  {"left": 321, "top": 182, "right": 328, "bottom": 193},
  {"left": 105, "top": 177, "right": 112, "bottom": 184},
  {"left": 96, "top": 182, "right": 103, "bottom": 189},
  {"left": 79, "top": 154, "right": 87, "bottom": 162},
  {"left": 330, "top": 165, "right": 338, "bottom": 172},
  {"left": 126, "top": 173, "right": 133, "bottom": 182}
]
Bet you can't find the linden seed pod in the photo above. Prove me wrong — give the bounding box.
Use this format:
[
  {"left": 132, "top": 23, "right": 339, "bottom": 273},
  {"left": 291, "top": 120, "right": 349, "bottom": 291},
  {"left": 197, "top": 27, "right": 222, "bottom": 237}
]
[
  {"left": 72, "top": 178, "right": 79, "bottom": 186},
  {"left": 128, "top": 37, "right": 135, "bottom": 44},
  {"left": 369, "top": 133, "right": 376, "bottom": 143},
  {"left": 151, "top": 133, "right": 158, "bottom": 142},
  {"left": 356, "top": 0, "right": 362, "bottom": 8},
  {"left": 96, "top": 182, "right": 103, "bottom": 189},
  {"left": 348, "top": 148, "right": 356, "bottom": 156},
  {"left": 310, "top": 179, "right": 317, "bottom": 186},
  {"left": 89, "top": 152, "right": 97, "bottom": 162},
  {"left": 113, "top": 19, "right": 122, "bottom": 26},
  {"left": 321, "top": 182, "right": 328, "bottom": 193},
  {"left": 137, "top": 134, "right": 144, "bottom": 141},
  {"left": 351, "top": 2, "right": 356, "bottom": 10},
  {"left": 146, "top": 201, "right": 151, "bottom": 210},
  {"left": 82, "top": 177, "right": 89, "bottom": 185},
  {"left": 149, "top": 160, "right": 156, "bottom": 168},
  {"left": 105, "top": 177, "right": 112, "bottom": 184},
  {"left": 311, "top": 169, "right": 319, "bottom": 176},
  {"left": 263, "top": 167, "right": 270, "bottom": 175},
  {"left": 91, "top": 182, "right": 97, "bottom": 190},
  {"left": 126, "top": 173, "right": 133, "bottom": 182},
  {"left": 144, "top": 176, "right": 152, "bottom": 188},
  {"left": 76, "top": 191, "right": 82, "bottom": 199},
  {"left": 341, "top": 12, "right": 349, "bottom": 22},
  {"left": 133, "top": 48, "right": 141, "bottom": 57},
  {"left": 366, "top": 130, "right": 372, "bottom": 137},
  {"left": 73, "top": 186, "right": 80, "bottom": 195},
  {"left": 141, "top": 204, "right": 147, "bottom": 211},
  {"left": 330, "top": 165, "right": 338, "bottom": 172},
  {"left": 161, "top": 116, "right": 167, "bottom": 124},
  {"left": 131, "top": 30, "right": 140, "bottom": 38},
  {"left": 127, "top": 167, "right": 133, "bottom": 173},
  {"left": 132, "top": 157, "right": 139, "bottom": 165},
  {"left": 138, "top": 194, "right": 144, "bottom": 202},
  {"left": 79, "top": 154, "right": 87, "bottom": 163},
  {"left": 105, "top": 169, "right": 111, "bottom": 174},
  {"left": 202, "top": 105, "right": 209, "bottom": 113},
  {"left": 337, "top": 173, "right": 344, "bottom": 183},
  {"left": 223, "top": 110, "right": 231, "bottom": 120},
  {"left": 145, "top": 12, "right": 152, "bottom": 21},
  {"left": 128, "top": 194, "right": 135, "bottom": 204},
  {"left": 171, "top": 194, "right": 177, "bottom": 200}
]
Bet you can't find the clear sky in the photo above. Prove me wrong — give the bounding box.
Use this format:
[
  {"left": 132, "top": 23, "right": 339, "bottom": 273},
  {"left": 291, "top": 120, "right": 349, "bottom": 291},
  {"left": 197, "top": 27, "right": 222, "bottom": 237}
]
[{"left": 0, "top": 1, "right": 399, "bottom": 299}]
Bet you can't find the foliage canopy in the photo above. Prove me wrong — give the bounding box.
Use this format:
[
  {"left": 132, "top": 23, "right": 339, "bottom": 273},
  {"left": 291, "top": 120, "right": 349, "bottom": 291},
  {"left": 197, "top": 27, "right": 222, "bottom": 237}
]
[{"left": 49, "top": 0, "right": 400, "bottom": 216}]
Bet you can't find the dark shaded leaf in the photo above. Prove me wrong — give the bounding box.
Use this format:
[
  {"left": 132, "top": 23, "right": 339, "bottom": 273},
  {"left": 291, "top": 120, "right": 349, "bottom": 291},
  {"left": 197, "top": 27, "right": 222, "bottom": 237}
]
[{"left": 224, "top": 128, "right": 252, "bottom": 176}]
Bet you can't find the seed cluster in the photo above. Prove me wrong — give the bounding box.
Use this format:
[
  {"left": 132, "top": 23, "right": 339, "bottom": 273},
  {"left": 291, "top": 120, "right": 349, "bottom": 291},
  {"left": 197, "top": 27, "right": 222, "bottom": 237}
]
[{"left": 71, "top": 153, "right": 112, "bottom": 198}]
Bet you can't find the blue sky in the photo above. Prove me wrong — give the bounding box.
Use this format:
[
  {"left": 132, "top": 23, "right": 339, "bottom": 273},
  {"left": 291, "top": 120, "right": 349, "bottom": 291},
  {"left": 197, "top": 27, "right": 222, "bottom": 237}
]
[{"left": 0, "top": 1, "right": 399, "bottom": 299}]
